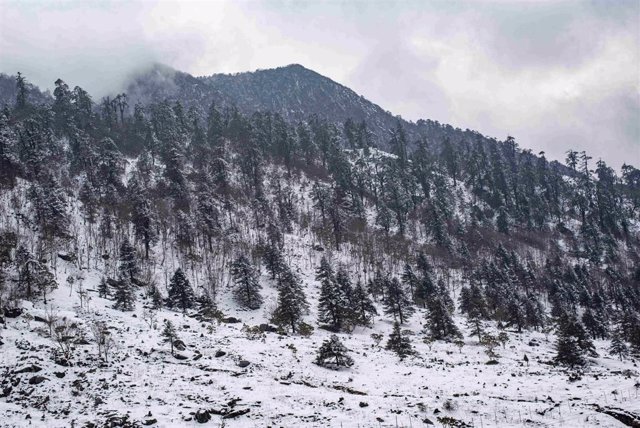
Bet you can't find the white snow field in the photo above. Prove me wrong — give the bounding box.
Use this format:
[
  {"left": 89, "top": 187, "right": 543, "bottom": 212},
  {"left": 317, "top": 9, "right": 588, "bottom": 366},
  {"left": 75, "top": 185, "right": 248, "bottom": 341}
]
[{"left": 1, "top": 251, "right": 639, "bottom": 428}]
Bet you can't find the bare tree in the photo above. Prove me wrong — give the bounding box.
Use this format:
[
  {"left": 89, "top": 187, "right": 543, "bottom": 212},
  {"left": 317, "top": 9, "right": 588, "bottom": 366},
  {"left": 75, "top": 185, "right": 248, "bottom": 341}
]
[
  {"left": 90, "top": 320, "right": 115, "bottom": 363},
  {"left": 51, "top": 317, "right": 79, "bottom": 362}
]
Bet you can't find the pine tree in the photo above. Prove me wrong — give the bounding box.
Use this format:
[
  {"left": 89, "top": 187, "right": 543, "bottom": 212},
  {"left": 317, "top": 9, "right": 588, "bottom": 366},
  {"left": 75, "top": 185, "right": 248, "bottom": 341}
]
[
  {"left": 316, "top": 258, "right": 344, "bottom": 331},
  {"left": 148, "top": 283, "right": 164, "bottom": 309},
  {"left": 386, "top": 322, "right": 414, "bottom": 359},
  {"left": 315, "top": 335, "right": 354, "bottom": 369},
  {"left": 230, "top": 255, "right": 263, "bottom": 309},
  {"left": 161, "top": 319, "right": 178, "bottom": 355},
  {"left": 113, "top": 276, "right": 136, "bottom": 311},
  {"left": 554, "top": 314, "right": 595, "bottom": 367},
  {"left": 414, "top": 252, "right": 436, "bottom": 307},
  {"left": 0, "top": 113, "right": 20, "bottom": 189},
  {"left": 609, "top": 330, "right": 628, "bottom": 361},
  {"left": 167, "top": 268, "right": 195, "bottom": 312},
  {"left": 382, "top": 277, "right": 414, "bottom": 324},
  {"left": 350, "top": 280, "right": 377, "bottom": 327},
  {"left": 129, "top": 177, "right": 156, "bottom": 259},
  {"left": 118, "top": 238, "right": 139, "bottom": 282},
  {"left": 98, "top": 277, "right": 109, "bottom": 298},
  {"left": 401, "top": 263, "right": 419, "bottom": 301},
  {"left": 497, "top": 206, "right": 510, "bottom": 234},
  {"left": 271, "top": 266, "right": 309, "bottom": 333},
  {"left": 424, "top": 297, "right": 462, "bottom": 342},
  {"left": 263, "top": 243, "right": 284, "bottom": 280},
  {"left": 554, "top": 333, "right": 585, "bottom": 367}
]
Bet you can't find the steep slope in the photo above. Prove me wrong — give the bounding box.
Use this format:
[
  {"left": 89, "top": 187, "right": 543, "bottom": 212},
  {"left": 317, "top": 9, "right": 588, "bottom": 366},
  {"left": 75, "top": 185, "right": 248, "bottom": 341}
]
[
  {"left": 124, "top": 63, "right": 492, "bottom": 149},
  {"left": 202, "top": 64, "right": 402, "bottom": 140}
]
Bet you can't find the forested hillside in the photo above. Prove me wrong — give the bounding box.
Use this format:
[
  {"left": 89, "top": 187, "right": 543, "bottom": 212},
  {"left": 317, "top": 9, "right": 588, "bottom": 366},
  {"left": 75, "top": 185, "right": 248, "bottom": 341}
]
[{"left": 0, "top": 70, "right": 639, "bottom": 427}]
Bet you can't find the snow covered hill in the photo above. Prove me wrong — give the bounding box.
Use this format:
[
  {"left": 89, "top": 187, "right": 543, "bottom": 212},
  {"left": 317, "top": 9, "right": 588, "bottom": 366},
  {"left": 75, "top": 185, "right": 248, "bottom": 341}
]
[
  {"left": 0, "top": 66, "right": 639, "bottom": 428},
  {"left": 0, "top": 166, "right": 638, "bottom": 428}
]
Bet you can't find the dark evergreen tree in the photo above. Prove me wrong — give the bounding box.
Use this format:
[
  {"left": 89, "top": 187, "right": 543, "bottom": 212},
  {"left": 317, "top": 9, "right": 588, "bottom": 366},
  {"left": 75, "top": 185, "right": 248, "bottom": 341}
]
[
  {"left": 161, "top": 319, "right": 178, "bottom": 355},
  {"left": 98, "top": 277, "right": 109, "bottom": 298},
  {"left": 382, "top": 277, "right": 414, "bottom": 324},
  {"left": 113, "top": 276, "right": 136, "bottom": 311},
  {"left": 15, "top": 72, "right": 28, "bottom": 110},
  {"left": 609, "top": 330, "right": 628, "bottom": 360},
  {"left": 401, "top": 263, "right": 419, "bottom": 302},
  {"left": 424, "top": 297, "right": 462, "bottom": 342},
  {"left": 315, "top": 335, "right": 354, "bottom": 369},
  {"left": 554, "top": 314, "right": 595, "bottom": 367},
  {"left": 350, "top": 280, "right": 377, "bottom": 326},
  {"left": 271, "top": 266, "right": 309, "bottom": 333},
  {"left": 263, "top": 243, "right": 285, "bottom": 280},
  {"left": 167, "top": 268, "right": 195, "bottom": 312},
  {"left": 386, "top": 321, "right": 414, "bottom": 359},
  {"left": 118, "top": 239, "right": 139, "bottom": 282},
  {"left": 230, "top": 255, "right": 263, "bottom": 309}
]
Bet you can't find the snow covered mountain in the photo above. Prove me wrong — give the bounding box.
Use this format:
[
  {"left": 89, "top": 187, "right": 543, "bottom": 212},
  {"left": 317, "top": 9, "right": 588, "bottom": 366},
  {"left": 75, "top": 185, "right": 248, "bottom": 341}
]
[
  {"left": 0, "top": 67, "right": 639, "bottom": 427},
  {"left": 123, "top": 63, "right": 493, "bottom": 152}
]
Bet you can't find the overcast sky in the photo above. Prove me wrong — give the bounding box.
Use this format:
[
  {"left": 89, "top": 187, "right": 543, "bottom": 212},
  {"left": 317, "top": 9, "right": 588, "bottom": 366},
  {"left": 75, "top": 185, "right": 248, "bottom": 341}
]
[{"left": 1, "top": 0, "right": 638, "bottom": 168}]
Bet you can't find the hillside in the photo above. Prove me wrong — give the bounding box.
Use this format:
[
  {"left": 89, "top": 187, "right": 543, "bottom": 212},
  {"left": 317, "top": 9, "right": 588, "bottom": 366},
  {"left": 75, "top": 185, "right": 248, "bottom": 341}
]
[
  {"left": 123, "top": 63, "right": 497, "bottom": 152},
  {"left": 0, "top": 68, "right": 639, "bottom": 427}
]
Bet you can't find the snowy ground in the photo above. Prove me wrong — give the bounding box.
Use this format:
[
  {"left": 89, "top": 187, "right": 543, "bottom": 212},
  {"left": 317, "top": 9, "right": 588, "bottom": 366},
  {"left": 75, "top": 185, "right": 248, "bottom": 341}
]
[{"left": 1, "top": 255, "right": 639, "bottom": 428}]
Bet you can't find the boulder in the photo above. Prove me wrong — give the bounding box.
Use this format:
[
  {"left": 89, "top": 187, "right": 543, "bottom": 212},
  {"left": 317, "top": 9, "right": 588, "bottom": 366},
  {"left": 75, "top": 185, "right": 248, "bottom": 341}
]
[
  {"left": 237, "top": 360, "right": 250, "bottom": 368},
  {"left": 28, "top": 375, "right": 47, "bottom": 385},
  {"left": 259, "top": 324, "right": 278, "bottom": 333},
  {"left": 57, "top": 253, "right": 77, "bottom": 262},
  {"left": 215, "top": 350, "right": 226, "bottom": 358},
  {"left": 194, "top": 410, "right": 211, "bottom": 423},
  {"left": 15, "top": 364, "right": 42, "bottom": 374},
  {"left": 4, "top": 308, "right": 23, "bottom": 318}
]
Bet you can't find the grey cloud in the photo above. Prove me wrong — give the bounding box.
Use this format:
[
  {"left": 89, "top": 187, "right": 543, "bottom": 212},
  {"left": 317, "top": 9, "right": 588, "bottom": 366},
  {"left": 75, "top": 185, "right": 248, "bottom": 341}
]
[{"left": 0, "top": 0, "right": 637, "bottom": 168}]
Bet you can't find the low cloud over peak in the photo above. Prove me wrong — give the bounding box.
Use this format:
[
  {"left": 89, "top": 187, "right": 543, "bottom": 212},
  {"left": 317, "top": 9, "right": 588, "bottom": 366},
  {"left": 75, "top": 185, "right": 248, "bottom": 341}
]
[{"left": 1, "top": 0, "right": 637, "bottom": 168}]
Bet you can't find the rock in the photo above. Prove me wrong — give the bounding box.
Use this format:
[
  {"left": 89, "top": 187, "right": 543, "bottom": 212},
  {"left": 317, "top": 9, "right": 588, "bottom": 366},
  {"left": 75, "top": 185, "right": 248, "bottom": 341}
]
[
  {"left": 174, "top": 353, "right": 188, "bottom": 360},
  {"left": 433, "top": 408, "right": 441, "bottom": 414},
  {"left": 222, "top": 409, "right": 250, "bottom": 419},
  {"left": 423, "top": 417, "right": 435, "bottom": 425},
  {"left": 4, "top": 307, "right": 23, "bottom": 318},
  {"left": 359, "top": 401, "right": 368, "bottom": 408},
  {"left": 486, "top": 360, "right": 499, "bottom": 365},
  {"left": 57, "top": 253, "right": 77, "bottom": 262},
  {"left": 28, "top": 375, "right": 47, "bottom": 385},
  {"left": 237, "top": 360, "right": 250, "bottom": 368},
  {"left": 143, "top": 419, "right": 157, "bottom": 426},
  {"left": 15, "top": 364, "right": 42, "bottom": 374},
  {"left": 259, "top": 324, "right": 278, "bottom": 333},
  {"left": 33, "top": 315, "right": 47, "bottom": 323},
  {"left": 313, "top": 245, "right": 324, "bottom": 252},
  {"left": 192, "top": 353, "right": 202, "bottom": 361},
  {"left": 215, "top": 350, "right": 226, "bottom": 358},
  {"left": 194, "top": 410, "right": 211, "bottom": 423},
  {"left": 223, "top": 317, "right": 241, "bottom": 324},
  {"left": 173, "top": 339, "right": 186, "bottom": 351},
  {"left": 1, "top": 386, "right": 12, "bottom": 398}
]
